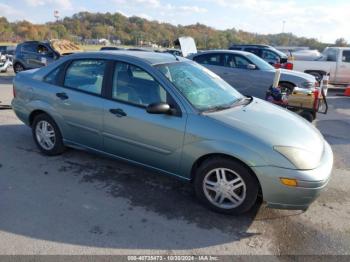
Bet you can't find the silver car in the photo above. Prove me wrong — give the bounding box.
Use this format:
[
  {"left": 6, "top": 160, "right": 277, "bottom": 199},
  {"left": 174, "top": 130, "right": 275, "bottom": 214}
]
[{"left": 188, "top": 50, "right": 317, "bottom": 98}]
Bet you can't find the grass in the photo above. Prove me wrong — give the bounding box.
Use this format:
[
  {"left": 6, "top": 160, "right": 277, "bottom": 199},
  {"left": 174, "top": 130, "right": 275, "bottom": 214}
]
[
  {"left": 0, "top": 42, "right": 131, "bottom": 51},
  {"left": 79, "top": 44, "right": 105, "bottom": 51},
  {"left": 0, "top": 42, "right": 17, "bottom": 46}
]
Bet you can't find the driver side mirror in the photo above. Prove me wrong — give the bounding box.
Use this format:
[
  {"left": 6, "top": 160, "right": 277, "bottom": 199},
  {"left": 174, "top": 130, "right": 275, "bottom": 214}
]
[
  {"left": 146, "top": 102, "right": 173, "bottom": 115},
  {"left": 247, "top": 64, "right": 256, "bottom": 70}
]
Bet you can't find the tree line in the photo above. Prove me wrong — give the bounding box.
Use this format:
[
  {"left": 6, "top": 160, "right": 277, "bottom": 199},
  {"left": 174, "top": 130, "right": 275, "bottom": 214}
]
[{"left": 0, "top": 12, "right": 348, "bottom": 50}]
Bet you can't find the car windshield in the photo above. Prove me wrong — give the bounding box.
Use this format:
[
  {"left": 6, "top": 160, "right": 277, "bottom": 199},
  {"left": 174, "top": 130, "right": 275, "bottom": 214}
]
[
  {"left": 155, "top": 61, "right": 243, "bottom": 111},
  {"left": 247, "top": 53, "right": 275, "bottom": 70}
]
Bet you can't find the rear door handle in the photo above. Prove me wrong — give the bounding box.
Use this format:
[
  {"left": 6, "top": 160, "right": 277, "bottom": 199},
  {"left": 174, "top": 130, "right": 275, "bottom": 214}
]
[
  {"left": 109, "top": 108, "right": 127, "bottom": 117},
  {"left": 56, "top": 92, "right": 69, "bottom": 100}
]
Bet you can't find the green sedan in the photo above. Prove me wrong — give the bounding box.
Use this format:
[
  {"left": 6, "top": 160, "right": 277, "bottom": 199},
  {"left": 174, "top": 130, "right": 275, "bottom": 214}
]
[{"left": 12, "top": 51, "right": 333, "bottom": 214}]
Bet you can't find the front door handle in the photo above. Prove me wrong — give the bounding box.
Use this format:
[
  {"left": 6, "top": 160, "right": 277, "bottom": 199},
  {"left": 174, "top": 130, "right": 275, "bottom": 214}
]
[
  {"left": 56, "top": 92, "right": 69, "bottom": 100},
  {"left": 109, "top": 108, "right": 127, "bottom": 117}
]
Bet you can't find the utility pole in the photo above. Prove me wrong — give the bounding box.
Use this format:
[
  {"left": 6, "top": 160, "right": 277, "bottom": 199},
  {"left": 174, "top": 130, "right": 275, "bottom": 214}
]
[
  {"left": 54, "top": 10, "right": 60, "bottom": 39},
  {"left": 282, "top": 20, "right": 286, "bottom": 33}
]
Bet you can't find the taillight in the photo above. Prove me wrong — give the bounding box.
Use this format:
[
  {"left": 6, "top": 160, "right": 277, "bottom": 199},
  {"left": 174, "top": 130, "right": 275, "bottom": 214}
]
[
  {"left": 284, "top": 62, "right": 293, "bottom": 70},
  {"left": 13, "top": 84, "right": 16, "bottom": 98},
  {"left": 313, "top": 89, "right": 320, "bottom": 110}
]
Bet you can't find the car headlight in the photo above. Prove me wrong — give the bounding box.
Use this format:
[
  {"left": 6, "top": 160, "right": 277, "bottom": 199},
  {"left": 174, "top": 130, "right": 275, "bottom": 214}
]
[{"left": 274, "top": 146, "right": 322, "bottom": 170}]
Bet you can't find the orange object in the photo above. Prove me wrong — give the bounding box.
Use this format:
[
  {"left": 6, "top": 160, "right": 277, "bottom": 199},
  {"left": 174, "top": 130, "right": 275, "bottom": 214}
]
[{"left": 344, "top": 86, "right": 350, "bottom": 97}]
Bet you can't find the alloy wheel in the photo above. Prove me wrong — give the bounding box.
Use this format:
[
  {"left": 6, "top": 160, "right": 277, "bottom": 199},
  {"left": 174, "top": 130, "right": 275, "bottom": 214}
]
[
  {"left": 203, "top": 168, "right": 246, "bottom": 209},
  {"left": 35, "top": 120, "right": 56, "bottom": 150}
]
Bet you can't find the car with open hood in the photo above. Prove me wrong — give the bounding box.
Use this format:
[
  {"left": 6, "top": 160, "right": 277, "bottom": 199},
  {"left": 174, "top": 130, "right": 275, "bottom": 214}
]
[{"left": 12, "top": 51, "right": 333, "bottom": 214}]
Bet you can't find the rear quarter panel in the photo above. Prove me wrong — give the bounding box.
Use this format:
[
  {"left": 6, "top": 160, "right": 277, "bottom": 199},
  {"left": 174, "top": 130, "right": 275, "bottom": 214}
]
[{"left": 12, "top": 71, "right": 68, "bottom": 136}]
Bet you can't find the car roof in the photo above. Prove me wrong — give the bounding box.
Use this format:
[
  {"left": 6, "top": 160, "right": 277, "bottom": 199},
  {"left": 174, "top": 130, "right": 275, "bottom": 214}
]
[
  {"left": 192, "top": 49, "right": 252, "bottom": 56},
  {"left": 67, "top": 51, "right": 187, "bottom": 65},
  {"left": 230, "top": 44, "right": 271, "bottom": 48}
]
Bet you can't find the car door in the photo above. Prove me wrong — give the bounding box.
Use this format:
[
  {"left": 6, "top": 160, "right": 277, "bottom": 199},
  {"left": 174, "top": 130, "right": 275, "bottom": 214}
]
[
  {"left": 219, "top": 53, "right": 273, "bottom": 98},
  {"left": 335, "top": 50, "right": 350, "bottom": 84},
  {"left": 52, "top": 59, "right": 109, "bottom": 150},
  {"left": 35, "top": 44, "right": 56, "bottom": 67},
  {"left": 102, "top": 61, "right": 187, "bottom": 174}
]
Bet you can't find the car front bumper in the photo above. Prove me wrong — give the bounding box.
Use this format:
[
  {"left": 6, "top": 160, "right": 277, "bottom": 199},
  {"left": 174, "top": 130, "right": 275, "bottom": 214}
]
[{"left": 252, "top": 141, "right": 333, "bottom": 210}]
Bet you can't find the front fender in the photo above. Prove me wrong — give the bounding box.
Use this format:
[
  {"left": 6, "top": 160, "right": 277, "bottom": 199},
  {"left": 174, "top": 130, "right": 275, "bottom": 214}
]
[{"left": 179, "top": 139, "right": 270, "bottom": 179}]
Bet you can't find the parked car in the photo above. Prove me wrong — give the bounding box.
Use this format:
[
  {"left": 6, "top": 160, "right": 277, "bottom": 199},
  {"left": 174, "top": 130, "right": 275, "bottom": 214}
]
[
  {"left": 163, "top": 48, "right": 183, "bottom": 57},
  {"left": 13, "top": 40, "right": 82, "bottom": 74},
  {"left": 291, "top": 49, "right": 322, "bottom": 61},
  {"left": 229, "top": 44, "right": 293, "bottom": 70},
  {"left": 0, "top": 53, "right": 12, "bottom": 72},
  {"left": 100, "top": 46, "right": 125, "bottom": 51},
  {"left": 188, "top": 50, "right": 317, "bottom": 99},
  {"left": 12, "top": 51, "right": 333, "bottom": 214},
  {"left": 292, "top": 47, "right": 350, "bottom": 84},
  {"left": 0, "top": 45, "right": 16, "bottom": 56}
]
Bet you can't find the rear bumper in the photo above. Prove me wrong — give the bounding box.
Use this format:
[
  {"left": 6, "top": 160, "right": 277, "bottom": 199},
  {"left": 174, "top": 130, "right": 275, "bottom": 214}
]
[
  {"left": 252, "top": 141, "right": 333, "bottom": 210},
  {"left": 11, "top": 99, "right": 30, "bottom": 126}
]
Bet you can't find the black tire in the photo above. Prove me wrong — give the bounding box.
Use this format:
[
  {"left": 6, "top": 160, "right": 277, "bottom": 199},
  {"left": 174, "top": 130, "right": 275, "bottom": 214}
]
[
  {"left": 194, "top": 157, "right": 259, "bottom": 215},
  {"left": 279, "top": 82, "right": 295, "bottom": 95},
  {"left": 300, "top": 111, "right": 314, "bottom": 122},
  {"left": 14, "top": 63, "right": 24, "bottom": 74},
  {"left": 32, "top": 113, "right": 65, "bottom": 156}
]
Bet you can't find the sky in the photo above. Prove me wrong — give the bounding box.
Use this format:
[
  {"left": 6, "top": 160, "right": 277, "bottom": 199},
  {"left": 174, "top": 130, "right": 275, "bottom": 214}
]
[{"left": 1, "top": 0, "right": 349, "bottom": 43}]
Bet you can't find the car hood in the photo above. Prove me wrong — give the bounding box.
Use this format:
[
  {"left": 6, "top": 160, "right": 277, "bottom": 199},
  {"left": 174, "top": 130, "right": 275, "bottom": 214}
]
[
  {"left": 280, "top": 68, "right": 316, "bottom": 83},
  {"left": 207, "top": 98, "right": 324, "bottom": 158}
]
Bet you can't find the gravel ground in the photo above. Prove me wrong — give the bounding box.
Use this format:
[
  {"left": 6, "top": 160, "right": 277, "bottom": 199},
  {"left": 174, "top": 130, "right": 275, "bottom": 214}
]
[{"left": 0, "top": 69, "right": 349, "bottom": 255}]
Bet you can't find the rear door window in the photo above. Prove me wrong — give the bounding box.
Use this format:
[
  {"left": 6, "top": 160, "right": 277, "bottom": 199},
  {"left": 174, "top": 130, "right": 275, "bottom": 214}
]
[
  {"left": 223, "top": 54, "right": 252, "bottom": 69},
  {"left": 193, "top": 54, "right": 223, "bottom": 66},
  {"left": 64, "top": 59, "right": 107, "bottom": 95}
]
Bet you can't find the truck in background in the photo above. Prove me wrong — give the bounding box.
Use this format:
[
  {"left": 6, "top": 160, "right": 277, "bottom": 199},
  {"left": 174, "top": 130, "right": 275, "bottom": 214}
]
[{"left": 291, "top": 47, "right": 350, "bottom": 85}]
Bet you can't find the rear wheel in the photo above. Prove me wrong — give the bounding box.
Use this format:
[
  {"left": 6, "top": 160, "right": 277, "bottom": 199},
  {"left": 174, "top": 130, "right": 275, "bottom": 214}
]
[
  {"left": 32, "top": 114, "right": 65, "bottom": 156},
  {"left": 14, "top": 63, "right": 24, "bottom": 74},
  {"left": 300, "top": 111, "right": 314, "bottom": 122},
  {"left": 194, "top": 157, "right": 259, "bottom": 214}
]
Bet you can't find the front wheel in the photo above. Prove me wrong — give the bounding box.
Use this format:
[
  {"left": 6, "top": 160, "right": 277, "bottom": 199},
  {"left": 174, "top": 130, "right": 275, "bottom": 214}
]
[
  {"left": 32, "top": 114, "right": 65, "bottom": 156},
  {"left": 14, "top": 63, "right": 24, "bottom": 74},
  {"left": 194, "top": 157, "right": 259, "bottom": 214}
]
